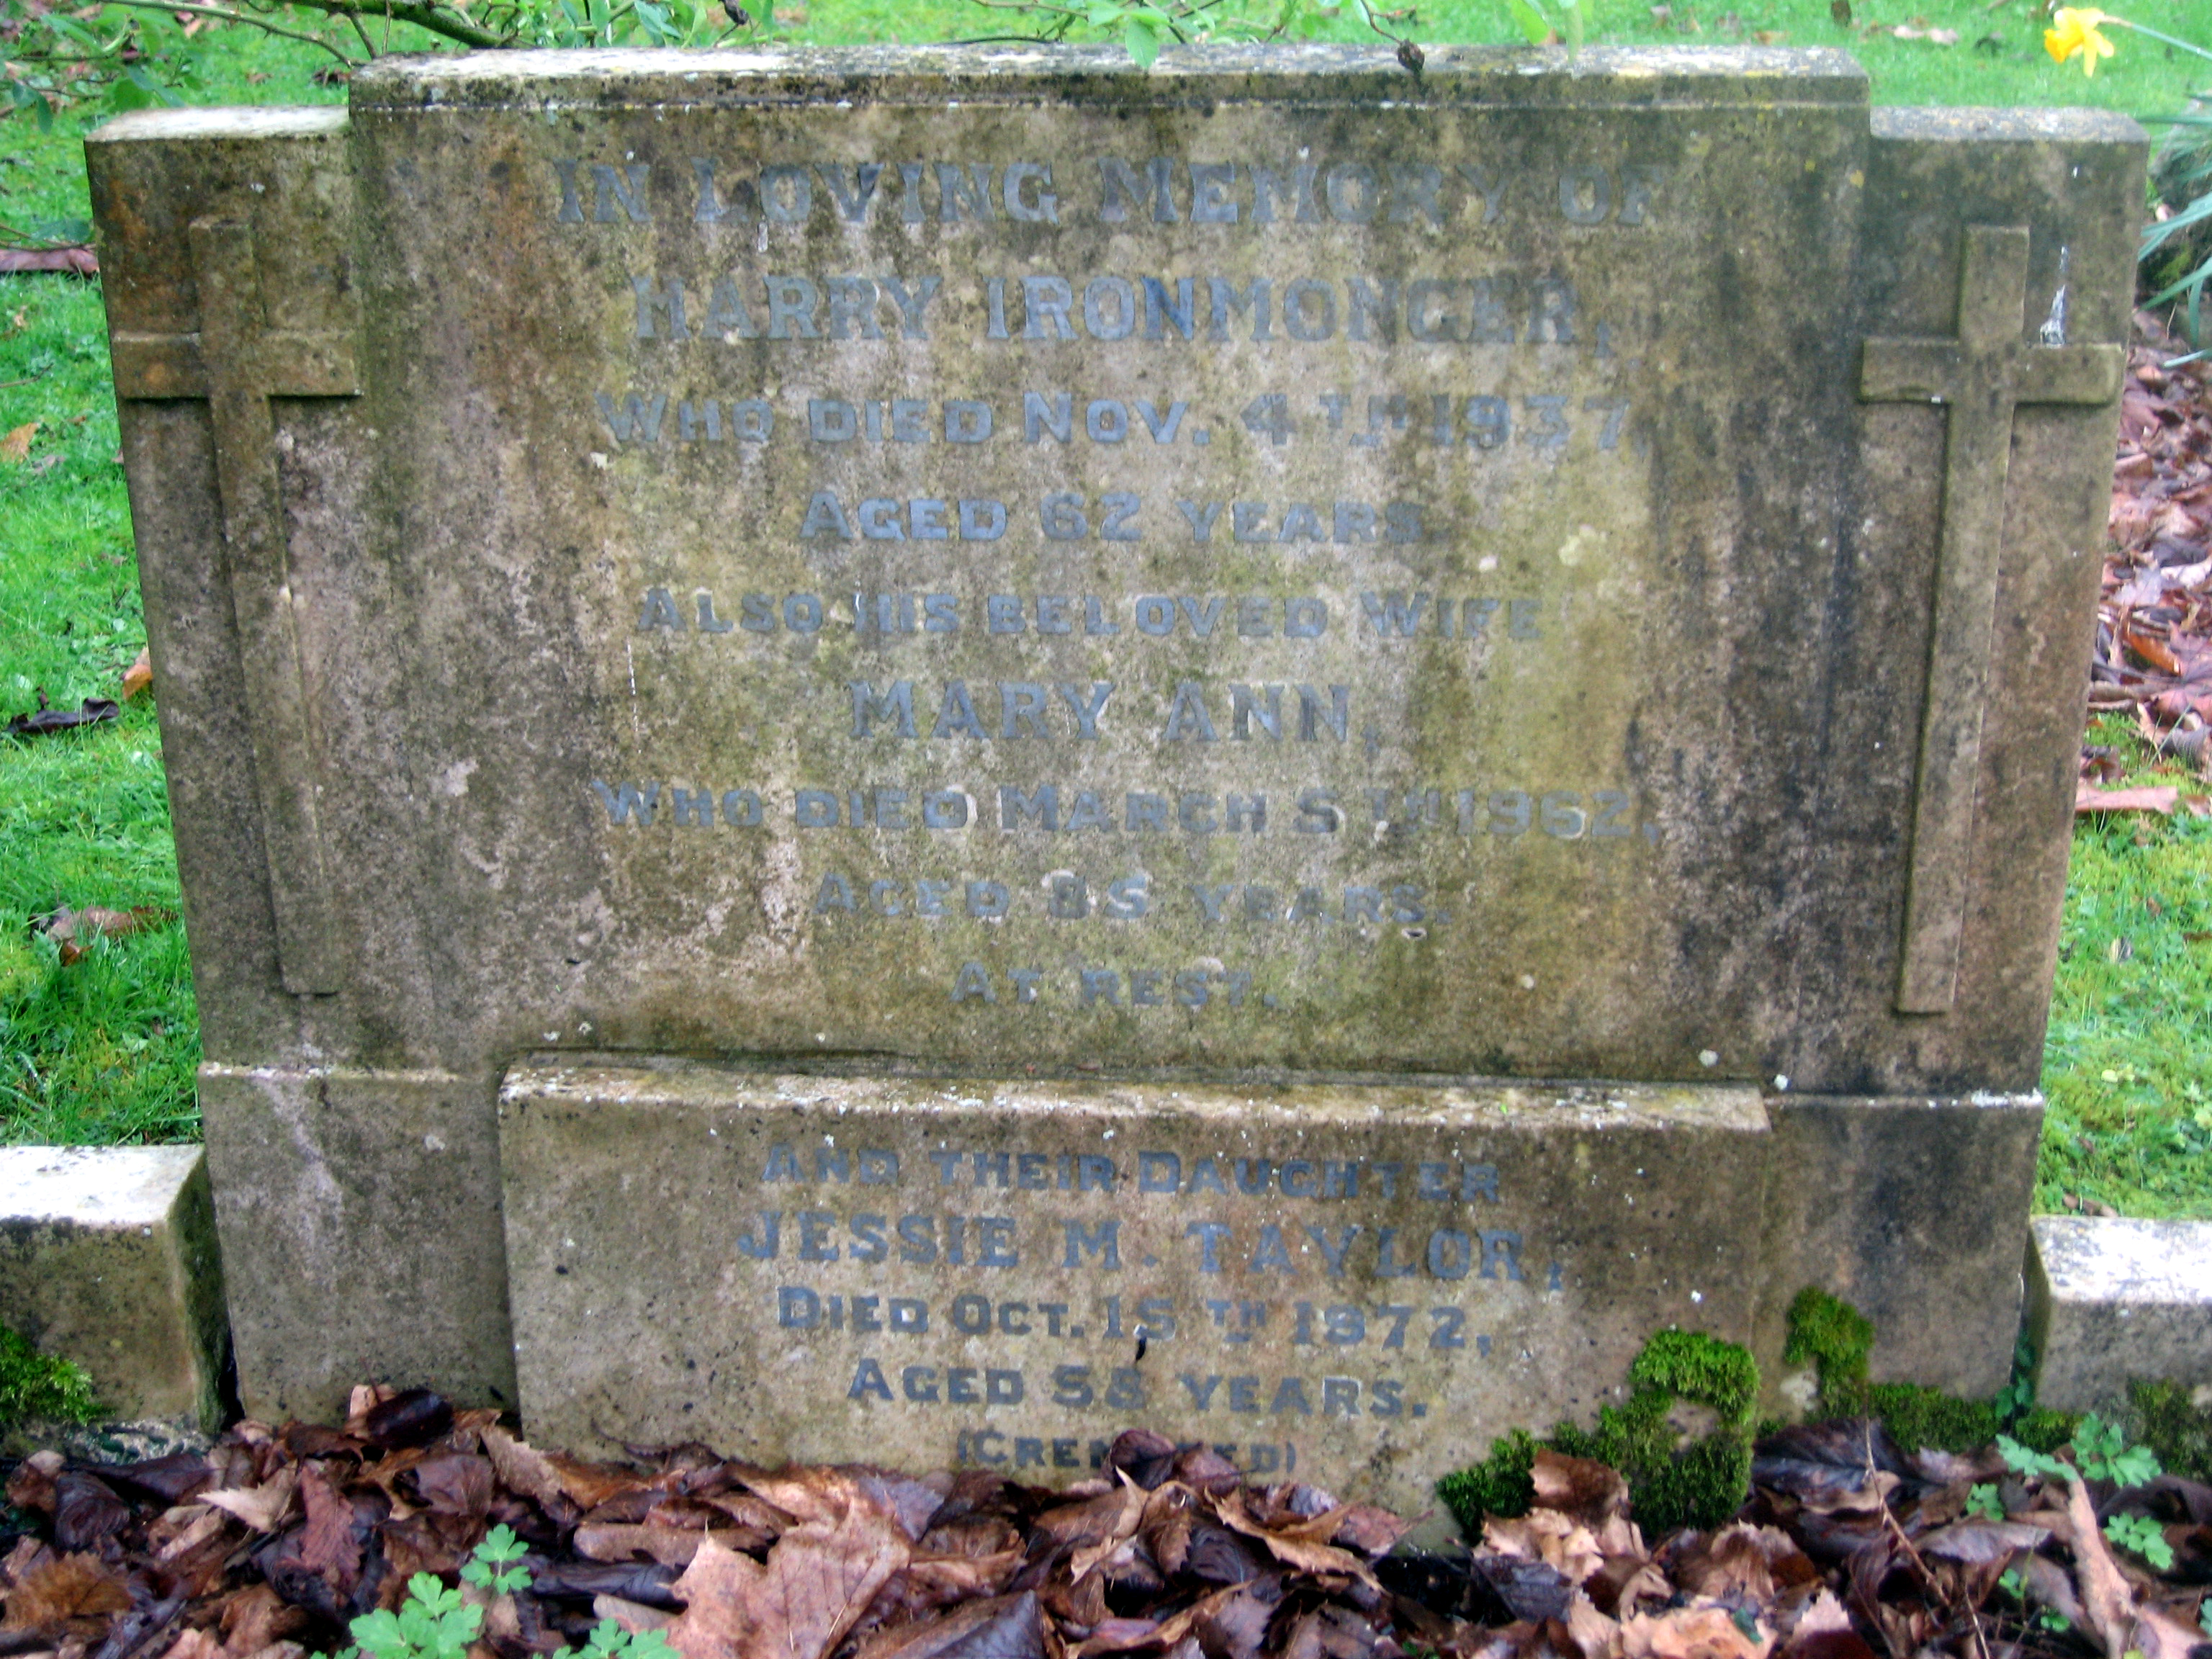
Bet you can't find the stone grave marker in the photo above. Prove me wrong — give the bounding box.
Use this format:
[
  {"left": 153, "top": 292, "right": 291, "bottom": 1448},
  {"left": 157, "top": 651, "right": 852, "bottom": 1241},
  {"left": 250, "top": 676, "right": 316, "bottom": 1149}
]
[{"left": 89, "top": 48, "right": 2140, "bottom": 1509}]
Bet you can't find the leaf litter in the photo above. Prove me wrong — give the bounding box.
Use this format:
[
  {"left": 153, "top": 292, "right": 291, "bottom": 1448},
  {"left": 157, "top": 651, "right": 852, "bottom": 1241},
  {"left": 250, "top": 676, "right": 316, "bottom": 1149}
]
[
  {"left": 4, "top": 1394, "right": 2210, "bottom": 1659},
  {"left": 2095, "top": 311, "right": 2212, "bottom": 781}
]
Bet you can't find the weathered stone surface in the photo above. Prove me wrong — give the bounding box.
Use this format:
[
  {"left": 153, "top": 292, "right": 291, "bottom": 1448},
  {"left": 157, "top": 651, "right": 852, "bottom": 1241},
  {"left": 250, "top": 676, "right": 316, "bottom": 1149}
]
[
  {"left": 501, "top": 1059, "right": 1770, "bottom": 1507},
  {"left": 2027, "top": 1215, "right": 2212, "bottom": 1411},
  {"left": 86, "top": 47, "right": 2141, "bottom": 1423},
  {"left": 0, "top": 1146, "right": 228, "bottom": 1429},
  {"left": 1758, "top": 1092, "right": 2043, "bottom": 1399},
  {"left": 194, "top": 1066, "right": 513, "bottom": 1421}
]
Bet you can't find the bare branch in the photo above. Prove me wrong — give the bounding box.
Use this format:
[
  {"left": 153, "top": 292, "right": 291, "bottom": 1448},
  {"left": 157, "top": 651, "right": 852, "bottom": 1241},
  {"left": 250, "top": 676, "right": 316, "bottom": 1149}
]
[
  {"left": 963, "top": 0, "right": 1088, "bottom": 17},
  {"left": 89, "top": 0, "right": 359, "bottom": 59},
  {"left": 266, "top": 0, "right": 512, "bottom": 52}
]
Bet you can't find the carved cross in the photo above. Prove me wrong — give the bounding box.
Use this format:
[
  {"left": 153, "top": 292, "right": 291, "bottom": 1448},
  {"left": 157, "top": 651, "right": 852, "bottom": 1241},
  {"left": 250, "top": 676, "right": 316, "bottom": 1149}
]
[
  {"left": 110, "top": 212, "right": 359, "bottom": 996},
  {"left": 1861, "top": 225, "right": 2122, "bottom": 1014}
]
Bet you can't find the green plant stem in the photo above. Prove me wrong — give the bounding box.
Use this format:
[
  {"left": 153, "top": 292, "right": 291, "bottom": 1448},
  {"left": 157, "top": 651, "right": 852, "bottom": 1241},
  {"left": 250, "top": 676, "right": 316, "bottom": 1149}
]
[{"left": 2118, "top": 18, "right": 2212, "bottom": 62}]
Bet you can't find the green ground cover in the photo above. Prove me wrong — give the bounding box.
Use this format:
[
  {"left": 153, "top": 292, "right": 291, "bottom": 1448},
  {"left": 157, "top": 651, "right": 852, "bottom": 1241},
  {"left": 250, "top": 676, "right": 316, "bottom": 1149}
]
[
  {"left": 2040, "top": 719, "right": 2212, "bottom": 1220},
  {"left": 3, "top": 6, "right": 2210, "bottom": 1212}
]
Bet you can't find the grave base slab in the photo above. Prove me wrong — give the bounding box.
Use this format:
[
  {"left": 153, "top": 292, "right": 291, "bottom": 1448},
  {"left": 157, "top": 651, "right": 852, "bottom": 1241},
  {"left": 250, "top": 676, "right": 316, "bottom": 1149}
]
[
  {"left": 500, "top": 1061, "right": 1772, "bottom": 1509},
  {"left": 498, "top": 1061, "right": 2044, "bottom": 1508}
]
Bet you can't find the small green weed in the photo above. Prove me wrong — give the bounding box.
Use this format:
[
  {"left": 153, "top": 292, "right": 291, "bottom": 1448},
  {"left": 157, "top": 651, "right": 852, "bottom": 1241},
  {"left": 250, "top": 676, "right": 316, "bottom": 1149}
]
[
  {"left": 2074, "top": 1411, "right": 2164, "bottom": 1485},
  {"left": 1998, "top": 1568, "right": 2072, "bottom": 1633},
  {"left": 1999, "top": 1434, "right": 2074, "bottom": 1480},
  {"left": 459, "top": 1524, "right": 531, "bottom": 1595},
  {"left": 349, "top": 1575, "right": 481, "bottom": 1659},
  {"left": 1998, "top": 1412, "right": 2175, "bottom": 1570},
  {"left": 2103, "top": 1511, "right": 2175, "bottom": 1571},
  {"left": 1966, "top": 1483, "right": 2005, "bottom": 1521},
  {"left": 332, "top": 1527, "right": 675, "bottom": 1659}
]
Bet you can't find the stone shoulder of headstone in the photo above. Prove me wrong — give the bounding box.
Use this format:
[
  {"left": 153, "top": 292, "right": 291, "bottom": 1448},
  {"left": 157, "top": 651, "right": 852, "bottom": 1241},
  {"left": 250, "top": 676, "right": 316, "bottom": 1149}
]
[{"left": 347, "top": 42, "right": 1872, "bottom": 108}]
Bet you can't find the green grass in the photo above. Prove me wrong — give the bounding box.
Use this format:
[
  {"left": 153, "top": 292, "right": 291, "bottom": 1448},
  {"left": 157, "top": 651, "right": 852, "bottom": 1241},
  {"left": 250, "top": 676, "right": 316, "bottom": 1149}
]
[
  {"left": 3, "top": 6, "right": 2211, "bottom": 1218},
  {"left": 2038, "top": 718, "right": 2212, "bottom": 1220},
  {"left": 0, "top": 274, "right": 198, "bottom": 1143}
]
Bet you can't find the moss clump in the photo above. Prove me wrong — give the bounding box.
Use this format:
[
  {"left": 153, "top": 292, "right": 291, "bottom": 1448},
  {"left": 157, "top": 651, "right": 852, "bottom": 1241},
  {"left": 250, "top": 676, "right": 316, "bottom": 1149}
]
[
  {"left": 1864, "top": 1384, "right": 2000, "bottom": 1454},
  {"left": 1435, "top": 1428, "right": 1538, "bottom": 1526},
  {"left": 2012, "top": 1406, "right": 2080, "bottom": 1455},
  {"left": 1781, "top": 1287, "right": 1875, "bottom": 1403},
  {"left": 2126, "top": 1378, "right": 2212, "bottom": 1480},
  {"left": 1779, "top": 1288, "right": 2077, "bottom": 1455},
  {"left": 1633, "top": 1327, "right": 1761, "bottom": 1424},
  {"left": 1438, "top": 1329, "right": 1758, "bottom": 1537},
  {"left": 0, "top": 1324, "right": 99, "bottom": 1431}
]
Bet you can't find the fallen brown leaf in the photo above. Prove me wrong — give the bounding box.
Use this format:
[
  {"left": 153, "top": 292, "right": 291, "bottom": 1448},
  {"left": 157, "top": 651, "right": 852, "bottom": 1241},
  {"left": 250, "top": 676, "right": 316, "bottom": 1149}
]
[
  {"left": 296, "top": 1463, "right": 361, "bottom": 1591},
  {"left": 201, "top": 1467, "right": 300, "bottom": 1535},
  {"left": 1, "top": 1552, "right": 132, "bottom": 1630},
  {"left": 2059, "top": 1475, "right": 2136, "bottom": 1659},
  {"left": 1622, "top": 1605, "right": 1772, "bottom": 1659},
  {"left": 2130, "top": 1603, "right": 2209, "bottom": 1659},
  {"left": 1532, "top": 1453, "right": 1631, "bottom": 1529},
  {"left": 51, "top": 1473, "right": 128, "bottom": 1552},
  {"left": 854, "top": 1591, "right": 1045, "bottom": 1659},
  {"left": 1067, "top": 1480, "right": 1148, "bottom": 1583},
  {"left": 6, "top": 696, "right": 121, "bottom": 738},
  {"left": 665, "top": 1480, "right": 910, "bottom": 1659},
  {"left": 1915, "top": 1519, "right": 2048, "bottom": 1563},
  {"left": 593, "top": 1594, "right": 675, "bottom": 1635},
  {"left": 2122, "top": 626, "right": 2183, "bottom": 676},
  {"left": 574, "top": 1524, "right": 712, "bottom": 1568},
  {"left": 164, "top": 1629, "right": 225, "bottom": 1659},
  {"left": 1485, "top": 1510, "right": 1604, "bottom": 1588},
  {"left": 0, "top": 422, "right": 37, "bottom": 464},
  {"left": 37, "top": 904, "right": 171, "bottom": 966},
  {"left": 154, "top": 1507, "right": 230, "bottom": 1566},
  {"left": 1215, "top": 1489, "right": 1380, "bottom": 1590},
  {"left": 1567, "top": 1588, "right": 1627, "bottom": 1659},
  {"left": 481, "top": 1426, "right": 570, "bottom": 1514},
  {"left": 2076, "top": 783, "right": 2180, "bottom": 815},
  {"left": 220, "top": 1582, "right": 306, "bottom": 1656},
  {"left": 0, "top": 248, "right": 96, "bottom": 276}
]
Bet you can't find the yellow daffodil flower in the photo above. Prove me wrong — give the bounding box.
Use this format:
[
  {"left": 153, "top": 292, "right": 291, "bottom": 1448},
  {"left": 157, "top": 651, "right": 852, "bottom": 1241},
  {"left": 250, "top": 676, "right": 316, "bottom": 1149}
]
[{"left": 2045, "top": 6, "right": 2119, "bottom": 75}]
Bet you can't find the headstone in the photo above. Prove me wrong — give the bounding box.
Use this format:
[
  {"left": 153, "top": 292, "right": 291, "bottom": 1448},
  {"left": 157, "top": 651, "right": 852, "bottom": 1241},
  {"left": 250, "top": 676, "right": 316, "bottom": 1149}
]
[{"left": 89, "top": 48, "right": 2141, "bottom": 1506}]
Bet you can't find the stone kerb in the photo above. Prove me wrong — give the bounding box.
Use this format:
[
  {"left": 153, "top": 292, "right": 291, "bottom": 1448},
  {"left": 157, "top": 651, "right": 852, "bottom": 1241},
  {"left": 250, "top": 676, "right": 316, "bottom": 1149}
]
[
  {"left": 0, "top": 1145, "right": 229, "bottom": 1432},
  {"left": 2028, "top": 1215, "right": 2212, "bottom": 1412}
]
